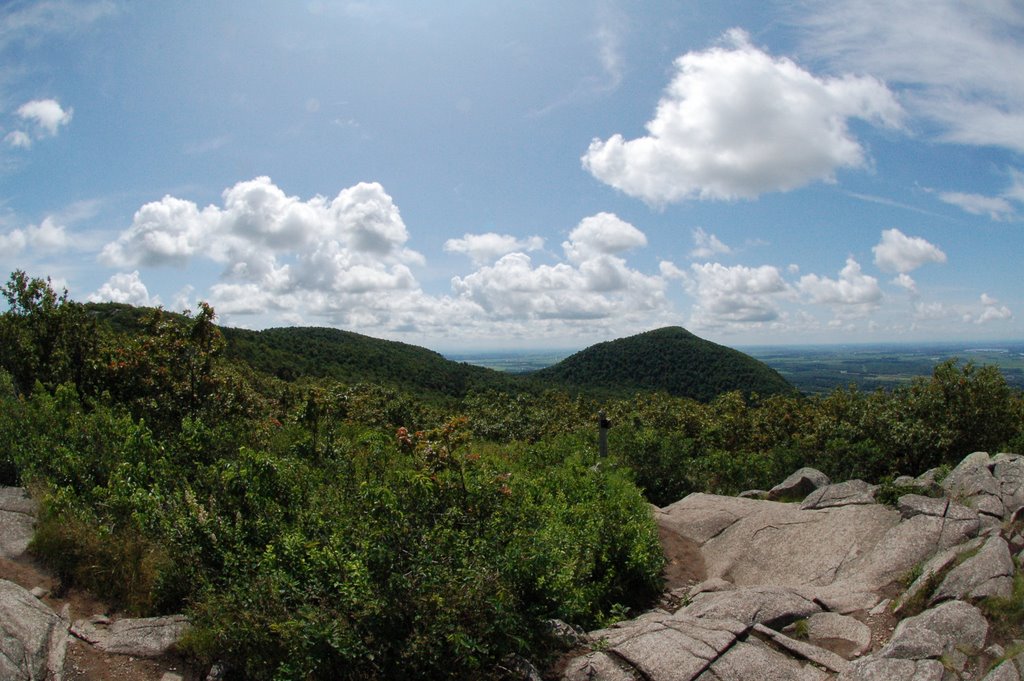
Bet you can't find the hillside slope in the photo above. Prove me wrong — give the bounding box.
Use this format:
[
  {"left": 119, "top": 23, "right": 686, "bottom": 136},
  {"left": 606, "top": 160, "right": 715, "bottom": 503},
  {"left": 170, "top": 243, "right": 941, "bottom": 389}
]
[{"left": 533, "top": 326, "right": 794, "bottom": 401}]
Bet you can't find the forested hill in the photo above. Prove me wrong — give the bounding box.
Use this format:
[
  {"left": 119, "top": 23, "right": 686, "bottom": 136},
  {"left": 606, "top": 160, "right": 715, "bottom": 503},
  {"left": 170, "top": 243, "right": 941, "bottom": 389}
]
[
  {"left": 532, "top": 326, "right": 794, "bottom": 401},
  {"left": 220, "top": 325, "right": 512, "bottom": 396}
]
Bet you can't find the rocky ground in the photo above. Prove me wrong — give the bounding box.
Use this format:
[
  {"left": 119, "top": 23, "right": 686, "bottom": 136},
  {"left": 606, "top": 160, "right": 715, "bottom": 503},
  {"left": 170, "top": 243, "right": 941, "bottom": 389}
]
[
  {"left": 560, "top": 451, "right": 1024, "bottom": 681},
  {"left": 0, "top": 487, "right": 201, "bottom": 681}
]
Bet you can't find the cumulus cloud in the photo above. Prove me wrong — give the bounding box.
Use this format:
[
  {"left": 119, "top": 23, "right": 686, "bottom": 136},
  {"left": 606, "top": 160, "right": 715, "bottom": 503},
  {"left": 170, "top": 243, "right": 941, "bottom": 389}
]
[
  {"left": 685, "top": 262, "right": 791, "bottom": 327},
  {"left": 0, "top": 217, "right": 70, "bottom": 254},
  {"left": 4, "top": 130, "right": 31, "bottom": 148},
  {"left": 88, "top": 271, "right": 158, "bottom": 306},
  {"left": 16, "top": 99, "right": 73, "bottom": 136},
  {"left": 690, "top": 228, "right": 731, "bottom": 259},
  {"left": 582, "top": 28, "right": 902, "bottom": 204},
  {"left": 974, "top": 293, "right": 1012, "bottom": 324},
  {"left": 798, "top": 257, "right": 882, "bottom": 315},
  {"left": 872, "top": 228, "right": 946, "bottom": 273},
  {"left": 891, "top": 273, "right": 917, "bottom": 294},
  {"left": 451, "top": 213, "right": 665, "bottom": 323},
  {"left": 800, "top": 0, "right": 1024, "bottom": 153},
  {"left": 938, "top": 192, "right": 1016, "bottom": 221},
  {"left": 561, "top": 212, "right": 647, "bottom": 263},
  {"left": 444, "top": 232, "right": 544, "bottom": 266},
  {"left": 102, "top": 176, "right": 420, "bottom": 291}
]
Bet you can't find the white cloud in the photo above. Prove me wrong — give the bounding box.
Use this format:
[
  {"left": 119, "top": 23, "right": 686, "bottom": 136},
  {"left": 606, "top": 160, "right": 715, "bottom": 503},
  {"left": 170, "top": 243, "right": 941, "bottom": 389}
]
[
  {"left": 451, "top": 214, "right": 665, "bottom": 323},
  {"left": 582, "top": 28, "right": 902, "bottom": 204},
  {"left": 102, "top": 177, "right": 420, "bottom": 295},
  {"left": 0, "top": 216, "right": 69, "bottom": 254},
  {"left": 891, "top": 273, "right": 917, "bottom": 294},
  {"left": 88, "top": 271, "right": 158, "bottom": 306},
  {"left": 14, "top": 99, "right": 73, "bottom": 138},
  {"left": 798, "top": 257, "right": 882, "bottom": 314},
  {"left": 4, "top": 130, "right": 31, "bottom": 148},
  {"left": 938, "top": 192, "right": 1015, "bottom": 221},
  {"left": 686, "top": 262, "right": 791, "bottom": 326},
  {"left": 801, "top": 0, "right": 1024, "bottom": 153},
  {"left": 444, "top": 232, "right": 543, "bottom": 266},
  {"left": 562, "top": 211, "right": 647, "bottom": 263},
  {"left": 690, "top": 227, "right": 731, "bottom": 259},
  {"left": 872, "top": 228, "right": 946, "bottom": 273},
  {"left": 975, "top": 293, "right": 1012, "bottom": 324}
]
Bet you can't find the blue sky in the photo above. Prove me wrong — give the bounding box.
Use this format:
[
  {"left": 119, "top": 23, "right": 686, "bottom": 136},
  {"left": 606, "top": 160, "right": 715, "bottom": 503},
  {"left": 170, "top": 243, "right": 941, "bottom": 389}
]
[{"left": 2, "top": 1, "right": 1022, "bottom": 351}]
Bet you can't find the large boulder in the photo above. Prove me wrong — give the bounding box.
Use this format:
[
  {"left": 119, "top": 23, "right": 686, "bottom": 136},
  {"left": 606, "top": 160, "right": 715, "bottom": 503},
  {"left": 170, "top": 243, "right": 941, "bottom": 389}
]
[
  {"left": 71, "top": 614, "right": 190, "bottom": 658},
  {"left": 767, "top": 467, "right": 830, "bottom": 501},
  {"left": 931, "top": 534, "right": 1014, "bottom": 603},
  {"left": 0, "top": 487, "right": 37, "bottom": 561},
  {"left": 0, "top": 579, "right": 68, "bottom": 681}
]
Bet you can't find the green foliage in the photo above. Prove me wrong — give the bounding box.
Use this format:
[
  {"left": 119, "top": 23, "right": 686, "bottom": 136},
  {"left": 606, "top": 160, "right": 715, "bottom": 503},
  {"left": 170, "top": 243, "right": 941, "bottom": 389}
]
[{"left": 533, "top": 326, "right": 795, "bottom": 401}]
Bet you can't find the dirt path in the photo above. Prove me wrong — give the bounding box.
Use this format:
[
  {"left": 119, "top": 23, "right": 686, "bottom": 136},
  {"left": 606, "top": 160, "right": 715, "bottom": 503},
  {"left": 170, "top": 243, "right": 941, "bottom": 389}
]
[{"left": 0, "top": 553, "right": 200, "bottom": 681}]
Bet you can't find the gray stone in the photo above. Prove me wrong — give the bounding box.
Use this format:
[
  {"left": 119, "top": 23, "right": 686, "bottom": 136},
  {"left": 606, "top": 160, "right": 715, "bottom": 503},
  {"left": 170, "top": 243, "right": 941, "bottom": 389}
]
[
  {"left": 0, "top": 579, "right": 68, "bottom": 681},
  {"left": 803, "top": 612, "right": 872, "bottom": 658},
  {"left": 71, "top": 614, "right": 190, "bottom": 658},
  {"left": 768, "top": 467, "right": 831, "bottom": 501},
  {"left": 738, "top": 490, "right": 767, "bottom": 499},
  {"left": 895, "top": 537, "right": 984, "bottom": 615},
  {"left": 0, "top": 487, "right": 36, "bottom": 561},
  {"left": 897, "top": 494, "right": 978, "bottom": 522},
  {"left": 697, "top": 638, "right": 823, "bottom": 681},
  {"left": 932, "top": 534, "right": 1014, "bottom": 603},
  {"left": 562, "top": 652, "right": 637, "bottom": 681},
  {"left": 837, "top": 657, "right": 945, "bottom": 681},
  {"left": 687, "top": 577, "right": 734, "bottom": 598},
  {"left": 983, "top": 662, "right": 1022, "bottom": 681},
  {"left": 884, "top": 600, "right": 988, "bottom": 661},
  {"left": 752, "top": 623, "right": 849, "bottom": 673},
  {"left": 800, "top": 480, "right": 877, "bottom": 510},
  {"left": 545, "top": 619, "right": 587, "bottom": 647},
  {"left": 682, "top": 586, "right": 821, "bottom": 628}
]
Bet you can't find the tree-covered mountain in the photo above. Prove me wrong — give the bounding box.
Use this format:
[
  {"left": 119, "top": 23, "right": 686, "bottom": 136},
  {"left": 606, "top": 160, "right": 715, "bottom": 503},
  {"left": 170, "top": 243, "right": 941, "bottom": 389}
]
[{"left": 533, "top": 326, "right": 794, "bottom": 401}]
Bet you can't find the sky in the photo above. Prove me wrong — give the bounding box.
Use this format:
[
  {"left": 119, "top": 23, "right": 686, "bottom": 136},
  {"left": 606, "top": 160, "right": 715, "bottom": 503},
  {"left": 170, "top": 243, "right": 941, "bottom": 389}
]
[{"left": 1, "top": 1, "right": 1023, "bottom": 352}]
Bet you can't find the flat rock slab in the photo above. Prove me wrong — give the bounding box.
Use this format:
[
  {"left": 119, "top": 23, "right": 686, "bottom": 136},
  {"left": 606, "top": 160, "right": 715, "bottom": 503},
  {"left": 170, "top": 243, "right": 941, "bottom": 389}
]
[
  {"left": 932, "top": 534, "right": 1014, "bottom": 603},
  {"left": 838, "top": 657, "right": 945, "bottom": 680},
  {"left": 800, "top": 480, "right": 877, "bottom": 510},
  {"left": 0, "top": 487, "right": 36, "bottom": 561},
  {"left": 0, "top": 578, "right": 68, "bottom": 681},
  {"left": 803, "top": 612, "right": 872, "bottom": 658},
  {"left": 658, "top": 493, "right": 901, "bottom": 596},
  {"left": 71, "top": 614, "right": 190, "bottom": 658},
  {"left": 695, "top": 637, "right": 830, "bottom": 681},
  {"left": 682, "top": 586, "right": 821, "bottom": 628}
]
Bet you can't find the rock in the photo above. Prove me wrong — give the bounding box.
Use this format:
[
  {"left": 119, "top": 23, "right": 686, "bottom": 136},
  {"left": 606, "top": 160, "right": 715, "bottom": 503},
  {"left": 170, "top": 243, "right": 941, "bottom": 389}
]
[
  {"left": 562, "top": 652, "right": 636, "bottom": 681},
  {"left": 802, "top": 612, "right": 872, "bottom": 658},
  {"left": 895, "top": 537, "right": 984, "bottom": 614},
  {"left": 585, "top": 613, "right": 747, "bottom": 681},
  {"left": 800, "top": 480, "right": 877, "bottom": 510},
  {"left": 0, "top": 487, "right": 37, "bottom": 561},
  {"left": 682, "top": 586, "right": 821, "bottom": 628},
  {"left": 0, "top": 578, "right": 68, "bottom": 681},
  {"left": 943, "top": 452, "right": 1007, "bottom": 518},
  {"left": 696, "top": 637, "right": 827, "bottom": 681},
  {"left": 501, "top": 654, "right": 543, "bottom": 681},
  {"left": 896, "top": 494, "right": 978, "bottom": 523},
  {"left": 838, "top": 657, "right": 945, "bottom": 680},
  {"left": 883, "top": 600, "right": 988, "bottom": 660},
  {"left": 931, "top": 534, "right": 1014, "bottom": 602},
  {"left": 71, "top": 614, "right": 190, "bottom": 658},
  {"left": 738, "top": 490, "right": 767, "bottom": 499},
  {"left": 544, "top": 619, "right": 587, "bottom": 647},
  {"left": 993, "top": 454, "right": 1024, "bottom": 518},
  {"left": 768, "top": 468, "right": 831, "bottom": 501},
  {"left": 688, "top": 577, "right": 734, "bottom": 598},
  {"left": 752, "top": 623, "right": 849, "bottom": 673},
  {"left": 984, "top": 662, "right": 1022, "bottom": 681},
  {"left": 160, "top": 674, "right": 185, "bottom": 681}
]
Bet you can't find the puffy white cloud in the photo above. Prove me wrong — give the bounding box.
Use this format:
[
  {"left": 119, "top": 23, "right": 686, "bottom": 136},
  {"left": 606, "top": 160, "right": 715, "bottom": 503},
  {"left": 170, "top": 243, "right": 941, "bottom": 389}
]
[
  {"left": 444, "top": 232, "right": 544, "bottom": 266},
  {"left": 891, "top": 273, "right": 917, "bottom": 294},
  {"left": 451, "top": 214, "right": 665, "bottom": 323},
  {"left": 686, "top": 262, "right": 791, "bottom": 327},
  {"left": 562, "top": 212, "right": 647, "bottom": 263},
  {"left": 690, "top": 228, "right": 731, "bottom": 259},
  {"left": 16, "top": 99, "right": 73, "bottom": 136},
  {"left": 88, "top": 271, "right": 158, "bottom": 306},
  {"left": 582, "top": 29, "right": 902, "bottom": 204},
  {"left": 101, "top": 177, "right": 420, "bottom": 297},
  {"left": 872, "top": 229, "right": 946, "bottom": 273},
  {"left": 801, "top": 1, "right": 1024, "bottom": 153},
  {"left": 0, "top": 217, "right": 70, "bottom": 254},
  {"left": 798, "top": 257, "right": 882, "bottom": 314},
  {"left": 974, "top": 293, "right": 1012, "bottom": 324}
]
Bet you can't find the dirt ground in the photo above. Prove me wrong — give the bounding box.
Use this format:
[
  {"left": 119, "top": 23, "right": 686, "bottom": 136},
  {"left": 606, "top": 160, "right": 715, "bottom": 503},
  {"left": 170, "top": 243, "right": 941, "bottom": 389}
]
[{"left": 0, "top": 554, "right": 201, "bottom": 681}]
